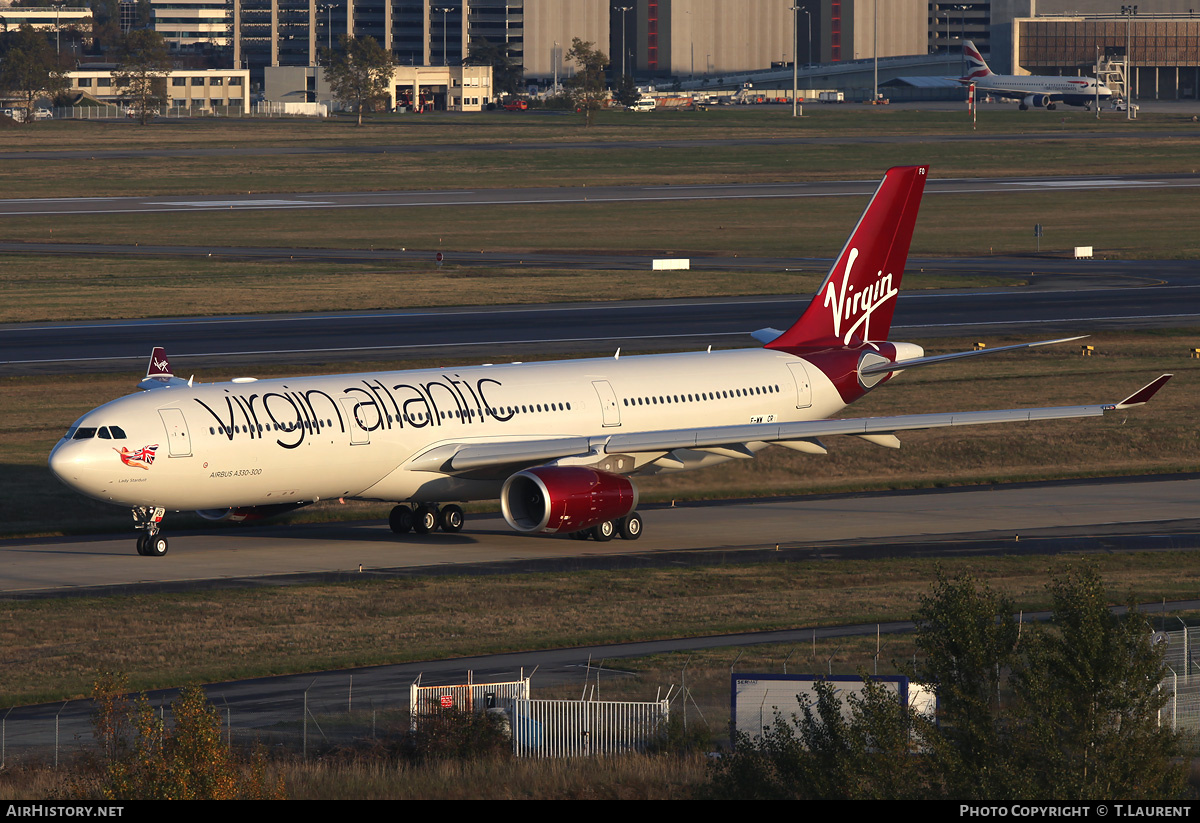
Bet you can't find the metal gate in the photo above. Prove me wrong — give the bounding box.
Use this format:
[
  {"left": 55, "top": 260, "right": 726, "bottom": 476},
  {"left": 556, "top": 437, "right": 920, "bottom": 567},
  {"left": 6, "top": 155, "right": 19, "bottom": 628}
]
[
  {"left": 509, "top": 698, "right": 670, "bottom": 758},
  {"left": 409, "top": 675, "right": 530, "bottom": 727}
]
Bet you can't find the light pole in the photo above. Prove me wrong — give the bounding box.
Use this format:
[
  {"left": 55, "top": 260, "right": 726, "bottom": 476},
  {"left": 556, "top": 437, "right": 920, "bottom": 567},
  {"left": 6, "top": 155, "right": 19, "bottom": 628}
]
[
  {"left": 1122, "top": 4, "right": 1137, "bottom": 120},
  {"left": 803, "top": 8, "right": 812, "bottom": 67},
  {"left": 52, "top": 0, "right": 64, "bottom": 55},
  {"left": 955, "top": 4, "right": 969, "bottom": 76},
  {"left": 873, "top": 0, "right": 878, "bottom": 103},
  {"left": 789, "top": 4, "right": 799, "bottom": 116},
  {"left": 617, "top": 5, "right": 633, "bottom": 80},
  {"left": 319, "top": 3, "right": 332, "bottom": 51},
  {"left": 435, "top": 6, "right": 454, "bottom": 67}
]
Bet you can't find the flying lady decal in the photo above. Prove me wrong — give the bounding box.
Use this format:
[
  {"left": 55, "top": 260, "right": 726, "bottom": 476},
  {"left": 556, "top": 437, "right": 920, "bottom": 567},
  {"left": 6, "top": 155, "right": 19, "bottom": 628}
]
[{"left": 115, "top": 444, "right": 158, "bottom": 470}]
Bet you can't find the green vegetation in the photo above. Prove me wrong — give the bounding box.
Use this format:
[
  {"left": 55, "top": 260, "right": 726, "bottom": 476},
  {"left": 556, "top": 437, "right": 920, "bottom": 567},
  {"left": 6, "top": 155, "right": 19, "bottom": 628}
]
[
  {"left": 0, "top": 255, "right": 1022, "bottom": 324},
  {"left": 705, "top": 567, "right": 1188, "bottom": 800},
  {"left": 2, "top": 134, "right": 1198, "bottom": 200},
  {"left": 4, "top": 187, "right": 1197, "bottom": 260},
  {"left": 71, "top": 674, "right": 284, "bottom": 800}
]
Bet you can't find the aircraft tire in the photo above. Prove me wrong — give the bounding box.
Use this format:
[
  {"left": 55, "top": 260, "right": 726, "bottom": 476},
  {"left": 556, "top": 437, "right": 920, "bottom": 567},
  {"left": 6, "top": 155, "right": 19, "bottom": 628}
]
[
  {"left": 591, "top": 521, "right": 616, "bottom": 542},
  {"left": 1047, "top": 103, "right": 1057, "bottom": 110},
  {"left": 413, "top": 504, "right": 438, "bottom": 535},
  {"left": 439, "top": 504, "right": 464, "bottom": 533},
  {"left": 389, "top": 505, "right": 414, "bottom": 534},
  {"left": 569, "top": 530, "right": 589, "bottom": 540},
  {"left": 618, "top": 513, "right": 643, "bottom": 540},
  {"left": 136, "top": 533, "right": 149, "bottom": 556},
  {"left": 1019, "top": 103, "right": 1028, "bottom": 110},
  {"left": 145, "top": 535, "right": 168, "bottom": 557}
]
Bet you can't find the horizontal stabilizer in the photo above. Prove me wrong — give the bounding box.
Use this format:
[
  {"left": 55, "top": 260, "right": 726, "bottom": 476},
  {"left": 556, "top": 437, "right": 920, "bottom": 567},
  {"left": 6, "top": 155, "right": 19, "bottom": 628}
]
[
  {"left": 752, "top": 328, "right": 785, "bottom": 344},
  {"left": 859, "top": 336, "right": 1086, "bottom": 376}
]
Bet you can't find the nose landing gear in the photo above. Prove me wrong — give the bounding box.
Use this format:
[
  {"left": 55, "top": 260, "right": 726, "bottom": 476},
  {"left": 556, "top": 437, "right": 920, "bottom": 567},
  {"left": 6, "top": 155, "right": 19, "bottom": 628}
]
[{"left": 132, "top": 506, "right": 168, "bottom": 556}]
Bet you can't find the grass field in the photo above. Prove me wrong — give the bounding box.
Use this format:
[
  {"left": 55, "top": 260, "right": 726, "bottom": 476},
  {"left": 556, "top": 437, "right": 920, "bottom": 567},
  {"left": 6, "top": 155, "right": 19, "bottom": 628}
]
[
  {"left": 1, "top": 551, "right": 1197, "bottom": 707},
  {"left": 0, "top": 256, "right": 1020, "bottom": 324},
  {"left": 3, "top": 108, "right": 1199, "bottom": 198},
  {"left": 4, "top": 187, "right": 1199, "bottom": 266}
]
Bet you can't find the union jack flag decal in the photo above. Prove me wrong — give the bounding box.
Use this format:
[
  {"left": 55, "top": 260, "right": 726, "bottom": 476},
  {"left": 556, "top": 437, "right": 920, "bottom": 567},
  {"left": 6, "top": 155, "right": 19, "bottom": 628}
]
[{"left": 115, "top": 444, "right": 159, "bottom": 470}]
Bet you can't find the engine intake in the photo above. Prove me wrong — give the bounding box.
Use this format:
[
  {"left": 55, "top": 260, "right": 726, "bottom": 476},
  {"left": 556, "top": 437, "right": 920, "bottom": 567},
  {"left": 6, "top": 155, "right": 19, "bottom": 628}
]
[
  {"left": 501, "top": 467, "right": 637, "bottom": 534},
  {"left": 1023, "top": 93, "right": 1051, "bottom": 109}
]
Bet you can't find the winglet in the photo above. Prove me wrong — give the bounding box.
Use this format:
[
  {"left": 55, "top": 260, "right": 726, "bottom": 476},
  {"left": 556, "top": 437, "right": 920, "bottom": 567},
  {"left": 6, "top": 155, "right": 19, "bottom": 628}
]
[{"left": 1112, "top": 374, "right": 1172, "bottom": 409}]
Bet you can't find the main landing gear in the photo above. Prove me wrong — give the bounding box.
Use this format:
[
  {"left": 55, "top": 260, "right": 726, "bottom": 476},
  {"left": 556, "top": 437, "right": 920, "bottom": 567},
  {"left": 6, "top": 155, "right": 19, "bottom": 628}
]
[
  {"left": 132, "top": 506, "right": 168, "bottom": 556},
  {"left": 389, "top": 503, "right": 465, "bottom": 535},
  {"left": 569, "top": 512, "right": 643, "bottom": 542}
]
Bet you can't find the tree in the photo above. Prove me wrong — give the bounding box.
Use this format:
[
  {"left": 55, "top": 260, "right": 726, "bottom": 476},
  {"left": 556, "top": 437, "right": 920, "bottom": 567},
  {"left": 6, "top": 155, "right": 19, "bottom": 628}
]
[
  {"left": 704, "top": 677, "right": 932, "bottom": 800},
  {"left": 613, "top": 73, "right": 639, "bottom": 108},
  {"left": 0, "top": 24, "right": 68, "bottom": 123},
  {"left": 465, "top": 37, "right": 523, "bottom": 98},
  {"left": 321, "top": 35, "right": 395, "bottom": 126},
  {"left": 704, "top": 567, "right": 1187, "bottom": 801},
  {"left": 564, "top": 37, "right": 608, "bottom": 126},
  {"left": 84, "top": 677, "right": 284, "bottom": 800},
  {"left": 1009, "top": 567, "right": 1185, "bottom": 800},
  {"left": 114, "top": 28, "right": 171, "bottom": 125},
  {"left": 909, "top": 569, "right": 1022, "bottom": 800}
]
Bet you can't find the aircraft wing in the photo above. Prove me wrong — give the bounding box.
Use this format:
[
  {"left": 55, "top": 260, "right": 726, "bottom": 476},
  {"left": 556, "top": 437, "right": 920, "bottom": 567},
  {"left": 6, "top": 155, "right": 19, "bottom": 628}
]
[{"left": 405, "top": 375, "right": 1171, "bottom": 476}]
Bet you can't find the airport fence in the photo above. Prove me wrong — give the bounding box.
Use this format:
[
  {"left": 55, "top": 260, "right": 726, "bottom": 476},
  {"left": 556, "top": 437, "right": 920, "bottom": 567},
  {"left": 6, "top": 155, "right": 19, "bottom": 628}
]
[
  {"left": 1158, "top": 626, "right": 1200, "bottom": 732},
  {"left": 0, "top": 671, "right": 673, "bottom": 766},
  {"left": 509, "top": 697, "right": 671, "bottom": 758}
]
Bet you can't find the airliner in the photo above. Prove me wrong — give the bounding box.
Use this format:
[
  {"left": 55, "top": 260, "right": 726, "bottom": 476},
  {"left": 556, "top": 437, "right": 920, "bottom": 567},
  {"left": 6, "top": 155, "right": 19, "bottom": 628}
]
[
  {"left": 960, "top": 40, "right": 1113, "bottom": 110},
  {"left": 48, "top": 166, "right": 1169, "bottom": 556}
]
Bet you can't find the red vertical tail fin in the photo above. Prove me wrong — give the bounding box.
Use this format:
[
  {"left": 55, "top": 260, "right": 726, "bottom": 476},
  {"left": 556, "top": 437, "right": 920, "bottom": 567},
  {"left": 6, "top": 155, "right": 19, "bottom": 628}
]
[{"left": 766, "top": 165, "right": 927, "bottom": 351}]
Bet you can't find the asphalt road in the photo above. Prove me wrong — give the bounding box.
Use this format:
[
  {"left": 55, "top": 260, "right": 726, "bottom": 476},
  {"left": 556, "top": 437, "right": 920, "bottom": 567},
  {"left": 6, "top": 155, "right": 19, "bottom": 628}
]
[
  {"left": 1, "top": 173, "right": 1197, "bottom": 216},
  {"left": 3, "top": 274, "right": 1197, "bottom": 374},
  {"left": 5, "top": 475, "right": 1198, "bottom": 598}
]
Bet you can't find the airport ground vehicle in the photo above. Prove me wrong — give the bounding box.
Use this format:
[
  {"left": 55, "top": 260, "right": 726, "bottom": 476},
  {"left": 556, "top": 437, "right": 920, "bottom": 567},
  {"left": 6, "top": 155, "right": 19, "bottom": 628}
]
[{"left": 627, "top": 98, "right": 656, "bottom": 112}]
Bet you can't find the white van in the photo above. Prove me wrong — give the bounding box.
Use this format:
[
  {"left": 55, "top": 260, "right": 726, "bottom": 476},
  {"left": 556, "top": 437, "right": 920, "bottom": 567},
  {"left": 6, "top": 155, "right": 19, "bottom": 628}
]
[{"left": 627, "top": 98, "right": 656, "bottom": 112}]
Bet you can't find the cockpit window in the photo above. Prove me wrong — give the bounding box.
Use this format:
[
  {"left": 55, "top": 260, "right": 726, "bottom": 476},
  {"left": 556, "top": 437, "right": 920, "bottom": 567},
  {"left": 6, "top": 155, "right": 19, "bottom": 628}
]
[
  {"left": 63, "top": 427, "right": 78, "bottom": 441},
  {"left": 98, "top": 427, "right": 112, "bottom": 439},
  {"left": 108, "top": 426, "right": 127, "bottom": 439},
  {"left": 72, "top": 427, "right": 98, "bottom": 440}
]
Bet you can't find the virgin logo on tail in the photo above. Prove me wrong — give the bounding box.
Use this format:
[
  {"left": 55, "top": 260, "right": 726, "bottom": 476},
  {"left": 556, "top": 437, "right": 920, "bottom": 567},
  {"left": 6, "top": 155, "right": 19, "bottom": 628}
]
[
  {"left": 822, "top": 248, "right": 899, "bottom": 345},
  {"left": 766, "top": 165, "right": 926, "bottom": 352}
]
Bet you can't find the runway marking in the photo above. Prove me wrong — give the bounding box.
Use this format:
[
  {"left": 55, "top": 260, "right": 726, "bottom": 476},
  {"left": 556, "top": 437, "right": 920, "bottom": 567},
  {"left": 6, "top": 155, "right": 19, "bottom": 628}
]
[
  {"left": 154, "top": 199, "right": 335, "bottom": 207},
  {"left": 997, "top": 179, "right": 1167, "bottom": 189},
  {"left": 3, "top": 179, "right": 1199, "bottom": 216}
]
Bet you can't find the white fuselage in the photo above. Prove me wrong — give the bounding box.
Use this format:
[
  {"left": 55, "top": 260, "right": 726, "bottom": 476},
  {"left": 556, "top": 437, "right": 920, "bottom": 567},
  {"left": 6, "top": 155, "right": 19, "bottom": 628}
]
[
  {"left": 49, "top": 346, "right": 893, "bottom": 513},
  {"left": 973, "top": 74, "right": 1112, "bottom": 103}
]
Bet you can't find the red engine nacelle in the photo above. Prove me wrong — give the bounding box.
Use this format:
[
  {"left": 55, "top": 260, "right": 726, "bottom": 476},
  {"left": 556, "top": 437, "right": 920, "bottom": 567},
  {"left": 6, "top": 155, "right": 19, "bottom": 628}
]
[
  {"left": 501, "top": 467, "right": 638, "bottom": 534},
  {"left": 195, "top": 502, "right": 309, "bottom": 522}
]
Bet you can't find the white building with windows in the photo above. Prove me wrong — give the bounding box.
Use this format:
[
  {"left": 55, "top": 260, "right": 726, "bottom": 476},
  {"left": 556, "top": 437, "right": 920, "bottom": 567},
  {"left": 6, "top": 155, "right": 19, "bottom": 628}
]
[
  {"left": 66, "top": 68, "right": 251, "bottom": 111},
  {"left": 150, "top": 0, "right": 232, "bottom": 49}
]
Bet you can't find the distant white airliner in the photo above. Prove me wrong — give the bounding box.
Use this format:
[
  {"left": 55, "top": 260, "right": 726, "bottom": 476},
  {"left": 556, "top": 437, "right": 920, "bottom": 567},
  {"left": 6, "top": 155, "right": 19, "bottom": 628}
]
[
  {"left": 49, "top": 166, "right": 1169, "bottom": 556},
  {"left": 961, "top": 40, "right": 1113, "bottom": 110}
]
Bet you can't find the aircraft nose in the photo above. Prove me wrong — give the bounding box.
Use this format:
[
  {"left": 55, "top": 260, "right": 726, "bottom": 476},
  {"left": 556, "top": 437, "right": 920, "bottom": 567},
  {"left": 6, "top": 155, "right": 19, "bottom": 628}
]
[{"left": 49, "top": 441, "right": 112, "bottom": 500}]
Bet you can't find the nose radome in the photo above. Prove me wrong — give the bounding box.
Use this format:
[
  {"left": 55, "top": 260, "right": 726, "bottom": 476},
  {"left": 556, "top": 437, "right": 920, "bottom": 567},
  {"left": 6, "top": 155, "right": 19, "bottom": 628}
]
[{"left": 49, "top": 441, "right": 107, "bottom": 497}]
